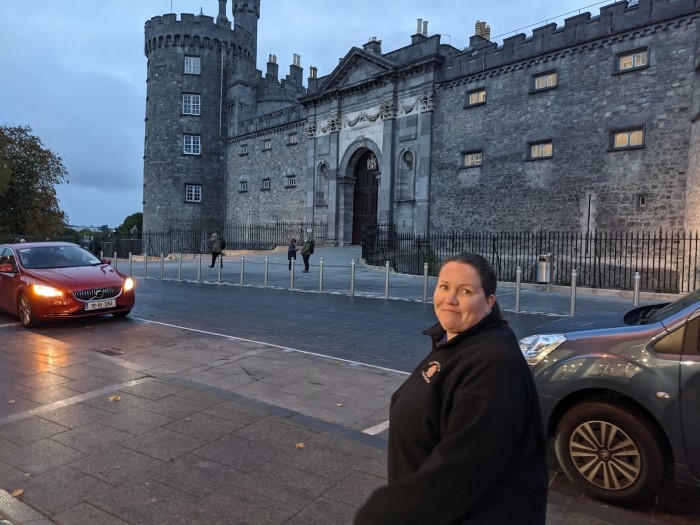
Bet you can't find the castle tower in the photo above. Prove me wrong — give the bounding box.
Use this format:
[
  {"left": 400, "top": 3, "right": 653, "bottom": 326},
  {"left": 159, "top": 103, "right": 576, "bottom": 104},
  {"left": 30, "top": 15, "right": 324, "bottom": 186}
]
[
  {"left": 142, "top": 7, "right": 238, "bottom": 235},
  {"left": 232, "top": 0, "right": 260, "bottom": 60}
]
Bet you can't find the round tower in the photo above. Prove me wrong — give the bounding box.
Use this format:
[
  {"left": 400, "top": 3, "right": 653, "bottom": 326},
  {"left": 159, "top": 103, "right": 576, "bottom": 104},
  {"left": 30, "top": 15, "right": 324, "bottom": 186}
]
[
  {"left": 232, "top": 0, "right": 260, "bottom": 60},
  {"left": 142, "top": 10, "right": 237, "bottom": 236}
]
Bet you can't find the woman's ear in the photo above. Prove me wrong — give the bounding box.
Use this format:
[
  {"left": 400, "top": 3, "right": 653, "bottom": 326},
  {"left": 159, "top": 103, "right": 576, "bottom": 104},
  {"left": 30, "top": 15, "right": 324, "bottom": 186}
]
[{"left": 486, "top": 294, "right": 496, "bottom": 308}]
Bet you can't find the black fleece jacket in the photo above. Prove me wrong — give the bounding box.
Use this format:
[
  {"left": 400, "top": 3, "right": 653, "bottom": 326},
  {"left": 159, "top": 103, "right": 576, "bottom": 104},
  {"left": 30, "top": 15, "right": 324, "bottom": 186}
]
[{"left": 355, "top": 307, "right": 548, "bottom": 525}]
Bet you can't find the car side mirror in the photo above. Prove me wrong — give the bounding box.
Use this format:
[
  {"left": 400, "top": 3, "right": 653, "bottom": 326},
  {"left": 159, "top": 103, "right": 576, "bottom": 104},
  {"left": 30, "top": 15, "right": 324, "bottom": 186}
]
[
  {"left": 101, "top": 258, "right": 111, "bottom": 265},
  {"left": 0, "top": 263, "right": 17, "bottom": 273}
]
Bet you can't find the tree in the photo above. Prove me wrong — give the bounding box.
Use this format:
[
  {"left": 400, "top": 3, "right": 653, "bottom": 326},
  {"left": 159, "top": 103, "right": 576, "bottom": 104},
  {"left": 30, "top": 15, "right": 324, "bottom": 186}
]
[
  {"left": 117, "top": 212, "right": 143, "bottom": 237},
  {"left": 0, "top": 125, "right": 67, "bottom": 241}
]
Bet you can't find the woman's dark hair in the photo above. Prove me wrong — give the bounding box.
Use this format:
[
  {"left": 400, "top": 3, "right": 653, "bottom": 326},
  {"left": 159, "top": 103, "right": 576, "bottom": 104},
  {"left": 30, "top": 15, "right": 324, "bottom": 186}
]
[{"left": 441, "top": 253, "right": 496, "bottom": 297}]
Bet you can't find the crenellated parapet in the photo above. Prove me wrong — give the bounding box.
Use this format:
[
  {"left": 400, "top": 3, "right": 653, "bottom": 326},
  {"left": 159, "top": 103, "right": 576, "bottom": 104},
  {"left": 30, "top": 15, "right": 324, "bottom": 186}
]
[
  {"left": 437, "top": 0, "right": 699, "bottom": 85},
  {"left": 144, "top": 13, "right": 240, "bottom": 57}
]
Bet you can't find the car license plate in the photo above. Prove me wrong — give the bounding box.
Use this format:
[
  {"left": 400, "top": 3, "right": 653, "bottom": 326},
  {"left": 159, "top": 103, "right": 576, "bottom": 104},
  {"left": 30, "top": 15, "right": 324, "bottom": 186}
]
[{"left": 85, "top": 299, "right": 116, "bottom": 311}]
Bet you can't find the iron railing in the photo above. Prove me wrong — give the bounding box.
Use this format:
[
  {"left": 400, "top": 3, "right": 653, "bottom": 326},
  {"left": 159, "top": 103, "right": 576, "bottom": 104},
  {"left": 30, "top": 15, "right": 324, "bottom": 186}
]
[{"left": 362, "top": 227, "right": 700, "bottom": 294}]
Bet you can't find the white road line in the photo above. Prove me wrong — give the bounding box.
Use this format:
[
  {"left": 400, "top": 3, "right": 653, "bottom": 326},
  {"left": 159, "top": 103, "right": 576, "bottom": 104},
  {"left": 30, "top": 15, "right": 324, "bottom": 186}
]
[
  {"left": 0, "top": 322, "right": 19, "bottom": 328},
  {"left": 363, "top": 420, "right": 390, "bottom": 435},
  {"left": 134, "top": 317, "right": 410, "bottom": 376}
]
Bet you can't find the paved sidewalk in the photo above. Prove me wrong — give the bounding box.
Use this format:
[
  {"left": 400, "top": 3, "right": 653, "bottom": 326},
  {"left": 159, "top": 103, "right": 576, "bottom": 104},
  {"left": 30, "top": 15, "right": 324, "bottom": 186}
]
[{"left": 0, "top": 246, "right": 694, "bottom": 524}]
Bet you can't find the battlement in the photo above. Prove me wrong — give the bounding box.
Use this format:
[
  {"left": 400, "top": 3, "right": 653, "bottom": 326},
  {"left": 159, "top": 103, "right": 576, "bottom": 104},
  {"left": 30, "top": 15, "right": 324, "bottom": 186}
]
[
  {"left": 438, "top": 0, "right": 698, "bottom": 83},
  {"left": 145, "top": 12, "right": 237, "bottom": 56},
  {"left": 236, "top": 105, "right": 308, "bottom": 138}
]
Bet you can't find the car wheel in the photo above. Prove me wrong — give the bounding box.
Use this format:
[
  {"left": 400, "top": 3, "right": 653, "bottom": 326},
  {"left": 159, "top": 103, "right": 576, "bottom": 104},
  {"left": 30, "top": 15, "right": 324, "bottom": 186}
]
[
  {"left": 554, "top": 401, "right": 666, "bottom": 505},
  {"left": 18, "top": 293, "right": 38, "bottom": 328},
  {"left": 111, "top": 309, "right": 131, "bottom": 318}
]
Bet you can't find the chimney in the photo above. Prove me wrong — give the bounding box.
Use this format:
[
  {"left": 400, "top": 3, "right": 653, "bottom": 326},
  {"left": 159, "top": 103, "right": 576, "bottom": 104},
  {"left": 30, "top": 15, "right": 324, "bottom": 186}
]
[
  {"left": 309, "top": 66, "right": 318, "bottom": 79},
  {"left": 289, "top": 53, "right": 303, "bottom": 85},
  {"left": 474, "top": 20, "right": 491, "bottom": 41},
  {"left": 412, "top": 18, "right": 428, "bottom": 44},
  {"left": 363, "top": 36, "right": 382, "bottom": 54},
  {"left": 217, "top": 0, "right": 229, "bottom": 24},
  {"left": 266, "top": 54, "right": 279, "bottom": 81}
]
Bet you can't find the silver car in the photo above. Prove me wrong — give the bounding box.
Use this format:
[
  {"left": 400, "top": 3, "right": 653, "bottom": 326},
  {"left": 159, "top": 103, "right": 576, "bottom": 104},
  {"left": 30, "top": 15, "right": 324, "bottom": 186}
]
[{"left": 520, "top": 290, "right": 700, "bottom": 504}]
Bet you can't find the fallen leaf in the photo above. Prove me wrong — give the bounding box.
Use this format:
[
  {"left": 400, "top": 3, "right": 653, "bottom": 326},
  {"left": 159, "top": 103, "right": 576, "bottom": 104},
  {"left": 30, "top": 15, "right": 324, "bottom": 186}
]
[
  {"left": 8, "top": 400, "right": 16, "bottom": 404},
  {"left": 295, "top": 442, "right": 306, "bottom": 449},
  {"left": 11, "top": 489, "right": 24, "bottom": 497},
  {"left": 107, "top": 395, "right": 122, "bottom": 402}
]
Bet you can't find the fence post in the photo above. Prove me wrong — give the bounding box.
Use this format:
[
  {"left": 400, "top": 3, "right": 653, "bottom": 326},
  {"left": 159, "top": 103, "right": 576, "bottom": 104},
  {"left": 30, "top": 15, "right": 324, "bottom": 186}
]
[
  {"left": 350, "top": 259, "right": 356, "bottom": 297},
  {"left": 515, "top": 266, "right": 522, "bottom": 313},
  {"left": 159, "top": 254, "right": 164, "bottom": 279},
  {"left": 128, "top": 252, "right": 133, "bottom": 276},
  {"left": 240, "top": 256, "right": 245, "bottom": 286},
  {"left": 197, "top": 254, "right": 202, "bottom": 282},
  {"left": 264, "top": 256, "right": 269, "bottom": 288},
  {"left": 570, "top": 268, "right": 577, "bottom": 317},
  {"left": 384, "top": 261, "right": 390, "bottom": 299},
  {"left": 422, "top": 262, "right": 429, "bottom": 303},
  {"left": 319, "top": 258, "right": 324, "bottom": 293},
  {"left": 633, "top": 272, "right": 641, "bottom": 306},
  {"left": 177, "top": 253, "right": 183, "bottom": 281}
]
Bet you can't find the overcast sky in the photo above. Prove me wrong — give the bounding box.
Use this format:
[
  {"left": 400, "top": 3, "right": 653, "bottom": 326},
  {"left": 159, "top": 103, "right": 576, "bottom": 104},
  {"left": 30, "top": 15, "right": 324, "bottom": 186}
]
[{"left": 0, "top": 0, "right": 616, "bottom": 228}]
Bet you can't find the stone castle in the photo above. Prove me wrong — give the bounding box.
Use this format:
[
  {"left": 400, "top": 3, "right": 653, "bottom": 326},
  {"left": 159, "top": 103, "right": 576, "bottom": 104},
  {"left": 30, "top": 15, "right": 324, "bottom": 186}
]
[{"left": 142, "top": 0, "right": 700, "bottom": 245}]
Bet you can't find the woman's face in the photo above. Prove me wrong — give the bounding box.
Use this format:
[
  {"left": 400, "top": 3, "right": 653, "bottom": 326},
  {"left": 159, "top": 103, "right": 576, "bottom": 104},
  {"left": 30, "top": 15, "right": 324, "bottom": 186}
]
[{"left": 433, "top": 261, "right": 496, "bottom": 340}]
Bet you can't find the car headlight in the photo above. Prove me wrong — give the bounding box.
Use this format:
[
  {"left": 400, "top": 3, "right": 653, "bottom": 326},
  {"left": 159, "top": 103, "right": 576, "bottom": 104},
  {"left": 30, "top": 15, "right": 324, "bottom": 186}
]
[
  {"left": 123, "top": 277, "right": 135, "bottom": 291},
  {"left": 519, "top": 334, "right": 566, "bottom": 367},
  {"left": 32, "top": 284, "right": 64, "bottom": 297}
]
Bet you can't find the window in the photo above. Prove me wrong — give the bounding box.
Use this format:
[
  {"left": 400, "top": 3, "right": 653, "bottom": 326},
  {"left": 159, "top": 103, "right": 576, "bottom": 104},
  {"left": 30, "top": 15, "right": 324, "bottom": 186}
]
[
  {"left": 182, "top": 94, "right": 200, "bottom": 115},
  {"left": 263, "top": 139, "right": 272, "bottom": 151},
  {"left": 239, "top": 144, "right": 248, "bottom": 155},
  {"left": 637, "top": 194, "right": 647, "bottom": 208},
  {"left": 184, "top": 56, "right": 200, "bottom": 75},
  {"left": 463, "top": 151, "right": 483, "bottom": 167},
  {"left": 612, "top": 128, "right": 645, "bottom": 150},
  {"left": 262, "top": 179, "right": 271, "bottom": 190},
  {"left": 616, "top": 49, "right": 648, "bottom": 72},
  {"left": 287, "top": 133, "right": 298, "bottom": 145},
  {"left": 466, "top": 89, "right": 486, "bottom": 107},
  {"left": 529, "top": 141, "right": 553, "bottom": 159},
  {"left": 183, "top": 134, "right": 201, "bottom": 155},
  {"left": 238, "top": 181, "right": 248, "bottom": 192},
  {"left": 185, "top": 184, "right": 201, "bottom": 202},
  {"left": 286, "top": 176, "right": 297, "bottom": 187},
  {"left": 532, "top": 71, "right": 558, "bottom": 91}
]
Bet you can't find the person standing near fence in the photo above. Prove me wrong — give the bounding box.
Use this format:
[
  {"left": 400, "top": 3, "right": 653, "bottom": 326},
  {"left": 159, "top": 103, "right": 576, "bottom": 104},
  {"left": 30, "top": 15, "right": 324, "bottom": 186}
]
[
  {"left": 300, "top": 237, "right": 315, "bottom": 272},
  {"left": 209, "top": 233, "right": 223, "bottom": 268},
  {"left": 287, "top": 238, "right": 299, "bottom": 271}
]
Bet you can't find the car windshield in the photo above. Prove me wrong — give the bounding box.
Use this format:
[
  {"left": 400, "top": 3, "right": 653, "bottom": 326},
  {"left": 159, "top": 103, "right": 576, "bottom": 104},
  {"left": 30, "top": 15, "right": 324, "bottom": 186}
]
[
  {"left": 18, "top": 246, "right": 103, "bottom": 270},
  {"left": 644, "top": 289, "right": 700, "bottom": 325}
]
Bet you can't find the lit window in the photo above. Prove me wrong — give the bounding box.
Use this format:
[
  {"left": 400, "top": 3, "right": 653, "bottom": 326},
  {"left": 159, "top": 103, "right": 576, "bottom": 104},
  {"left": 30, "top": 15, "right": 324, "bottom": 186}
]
[
  {"left": 612, "top": 129, "right": 645, "bottom": 149},
  {"left": 183, "top": 135, "right": 201, "bottom": 155},
  {"left": 530, "top": 141, "right": 553, "bottom": 159},
  {"left": 287, "top": 133, "right": 298, "bottom": 145},
  {"left": 182, "top": 94, "right": 201, "bottom": 115},
  {"left": 617, "top": 50, "right": 648, "bottom": 72},
  {"left": 263, "top": 139, "right": 272, "bottom": 151},
  {"left": 533, "top": 72, "right": 558, "bottom": 91},
  {"left": 184, "top": 56, "right": 201, "bottom": 75},
  {"left": 185, "top": 184, "right": 201, "bottom": 202},
  {"left": 467, "top": 89, "right": 486, "bottom": 107},
  {"left": 463, "top": 151, "right": 483, "bottom": 167},
  {"left": 262, "top": 179, "right": 271, "bottom": 190},
  {"left": 239, "top": 181, "right": 248, "bottom": 192},
  {"left": 286, "top": 176, "right": 296, "bottom": 187}
]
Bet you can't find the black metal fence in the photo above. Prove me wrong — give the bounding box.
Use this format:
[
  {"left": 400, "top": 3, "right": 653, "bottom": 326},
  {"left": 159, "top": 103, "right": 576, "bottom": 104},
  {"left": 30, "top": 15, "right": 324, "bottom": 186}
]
[
  {"left": 141, "top": 221, "right": 327, "bottom": 258},
  {"left": 362, "top": 227, "right": 700, "bottom": 294}
]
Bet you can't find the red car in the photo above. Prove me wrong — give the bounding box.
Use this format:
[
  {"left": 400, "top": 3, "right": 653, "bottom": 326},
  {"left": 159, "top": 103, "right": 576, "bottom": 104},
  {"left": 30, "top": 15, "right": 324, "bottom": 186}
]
[{"left": 0, "top": 241, "right": 135, "bottom": 328}]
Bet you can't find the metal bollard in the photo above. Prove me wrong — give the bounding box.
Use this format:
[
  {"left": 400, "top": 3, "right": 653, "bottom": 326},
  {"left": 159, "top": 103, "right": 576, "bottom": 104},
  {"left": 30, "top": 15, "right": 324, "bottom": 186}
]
[
  {"left": 177, "top": 253, "right": 183, "bottom": 280},
  {"left": 159, "top": 254, "right": 164, "bottom": 279},
  {"left": 144, "top": 253, "right": 148, "bottom": 278},
  {"left": 290, "top": 258, "right": 295, "bottom": 290},
  {"left": 350, "top": 259, "right": 356, "bottom": 297},
  {"left": 217, "top": 255, "right": 222, "bottom": 284},
  {"left": 100, "top": 250, "right": 104, "bottom": 260},
  {"left": 570, "top": 269, "right": 578, "bottom": 317},
  {"left": 128, "top": 252, "right": 133, "bottom": 276},
  {"left": 515, "top": 266, "right": 522, "bottom": 313},
  {"left": 319, "top": 258, "right": 324, "bottom": 293},
  {"left": 264, "top": 256, "right": 269, "bottom": 288},
  {"left": 113, "top": 252, "right": 118, "bottom": 271},
  {"left": 384, "top": 261, "right": 390, "bottom": 299},
  {"left": 422, "top": 262, "right": 429, "bottom": 303},
  {"left": 633, "top": 272, "right": 641, "bottom": 306},
  {"left": 197, "top": 254, "right": 202, "bottom": 282},
  {"left": 240, "top": 256, "right": 245, "bottom": 286}
]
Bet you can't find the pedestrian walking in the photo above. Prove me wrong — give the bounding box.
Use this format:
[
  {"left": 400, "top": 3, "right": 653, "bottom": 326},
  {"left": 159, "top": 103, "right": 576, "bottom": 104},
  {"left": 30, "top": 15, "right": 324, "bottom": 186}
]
[
  {"left": 355, "top": 253, "right": 548, "bottom": 525},
  {"left": 300, "top": 237, "right": 315, "bottom": 272},
  {"left": 209, "top": 232, "right": 223, "bottom": 267},
  {"left": 287, "top": 238, "right": 299, "bottom": 271}
]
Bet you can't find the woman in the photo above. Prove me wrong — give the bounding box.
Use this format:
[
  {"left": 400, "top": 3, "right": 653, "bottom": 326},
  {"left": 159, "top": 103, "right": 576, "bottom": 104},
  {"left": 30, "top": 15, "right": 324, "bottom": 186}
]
[
  {"left": 287, "top": 238, "right": 299, "bottom": 271},
  {"left": 209, "top": 232, "right": 222, "bottom": 268},
  {"left": 355, "top": 253, "right": 548, "bottom": 524}
]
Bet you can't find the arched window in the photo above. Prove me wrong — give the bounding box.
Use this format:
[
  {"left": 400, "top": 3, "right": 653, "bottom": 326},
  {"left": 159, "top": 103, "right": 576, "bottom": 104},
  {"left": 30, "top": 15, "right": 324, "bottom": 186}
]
[
  {"left": 316, "top": 163, "right": 329, "bottom": 206},
  {"left": 397, "top": 150, "right": 415, "bottom": 201}
]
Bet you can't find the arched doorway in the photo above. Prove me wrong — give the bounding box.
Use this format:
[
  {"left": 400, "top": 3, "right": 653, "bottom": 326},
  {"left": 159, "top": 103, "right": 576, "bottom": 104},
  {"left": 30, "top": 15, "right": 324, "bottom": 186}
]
[{"left": 352, "top": 151, "right": 379, "bottom": 244}]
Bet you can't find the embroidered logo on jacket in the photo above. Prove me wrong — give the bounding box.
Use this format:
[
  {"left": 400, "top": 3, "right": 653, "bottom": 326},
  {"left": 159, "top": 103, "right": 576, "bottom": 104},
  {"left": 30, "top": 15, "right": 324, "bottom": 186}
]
[{"left": 421, "top": 361, "right": 441, "bottom": 383}]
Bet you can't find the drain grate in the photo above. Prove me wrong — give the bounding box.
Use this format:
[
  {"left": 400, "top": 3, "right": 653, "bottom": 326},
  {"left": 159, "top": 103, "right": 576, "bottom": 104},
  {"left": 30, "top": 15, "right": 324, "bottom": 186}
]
[{"left": 96, "top": 348, "right": 125, "bottom": 356}]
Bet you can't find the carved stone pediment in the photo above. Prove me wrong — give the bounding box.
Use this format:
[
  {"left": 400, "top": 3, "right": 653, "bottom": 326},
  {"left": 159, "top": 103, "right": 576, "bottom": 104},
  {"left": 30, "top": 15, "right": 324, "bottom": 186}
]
[{"left": 317, "top": 48, "right": 395, "bottom": 93}]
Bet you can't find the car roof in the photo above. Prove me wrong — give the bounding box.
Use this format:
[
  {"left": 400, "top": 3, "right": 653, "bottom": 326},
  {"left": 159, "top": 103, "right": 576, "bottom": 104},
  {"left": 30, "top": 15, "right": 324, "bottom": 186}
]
[{"left": 3, "top": 241, "right": 79, "bottom": 250}]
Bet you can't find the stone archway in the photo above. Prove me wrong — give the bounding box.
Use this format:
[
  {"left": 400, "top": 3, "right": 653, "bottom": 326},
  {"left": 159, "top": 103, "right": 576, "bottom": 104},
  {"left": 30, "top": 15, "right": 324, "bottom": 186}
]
[{"left": 352, "top": 150, "right": 379, "bottom": 244}]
